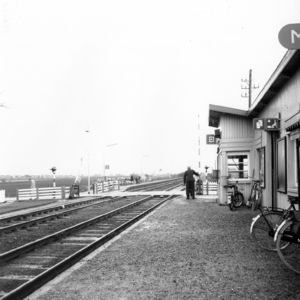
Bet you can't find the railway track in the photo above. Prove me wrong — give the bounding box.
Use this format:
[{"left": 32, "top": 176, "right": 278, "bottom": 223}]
[
  {"left": 0, "top": 179, "right": 183, "bottom": 237},
  {"left": 0, "top": 196, "right": 125, "bottom": 235},
  {"left": 0, "top": 194, "right": 177, "bottom": 300},
  {"left": 128, "top": 178, "right": 182, "bottom": 192}
]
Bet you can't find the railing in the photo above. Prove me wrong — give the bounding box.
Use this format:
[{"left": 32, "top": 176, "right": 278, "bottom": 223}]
[
  {"left": 202, "top": 181, "right": 218, "bottom": 195},
  {"left": 17, "top": 186, "right": 71, "bottom": 201},
  {"left": 93, "top": 180, "right": 120, "bottom": 194},
  {"left": 119, "top": 179, "right": 133, "bottom": 186}
]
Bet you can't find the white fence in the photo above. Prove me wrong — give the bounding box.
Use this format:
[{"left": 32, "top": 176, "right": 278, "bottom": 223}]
[
  {"left": 201, "top": 181, "right": 218, "bottom": 195},
  {"left": 17, "top": 186, "right": 71, "bottom": 201},
  {"left": 93, "top": 180, "right": 120, "bottom": 194}
]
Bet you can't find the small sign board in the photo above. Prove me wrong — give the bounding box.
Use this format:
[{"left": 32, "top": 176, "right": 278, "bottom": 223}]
[
  {"left": 253, "top": 118, "right": 280, "bottom": 131},
  {"left": 206, "top": 134, "right": 217, "bottom": 144},
  {"left": 265, "top": 118, "right": 280, "bottom": 131},
  {"left": 253, "top": 118, "right": 265, "bottom": 130},
  {"left": 105, "top": 165, "right": 109, "bottom": 169},
  {"left": 279, "top": 23, "right": 300, "bottom": 49}
]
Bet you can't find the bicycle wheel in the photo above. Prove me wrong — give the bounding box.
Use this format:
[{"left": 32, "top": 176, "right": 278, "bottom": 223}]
[
  {"left": 256, "top": 189, "right": 262, "bottom": 208},
  {"left": 251, "top": 193, "right": 258, "bottom": 211},
  {"left": 247, "top": 188, "right": 255, "bottom": 209},
  {"left": 233, "top": 192, "right": 244, "bottom": 208},
  {"left": 228, "top": 196, "right": 235, "bottom": 211},
  {"left": 276, "top": 221, "right": 300, "bottom": 274},
  {"left": 251, "top": 212, "right": 285, "bottom": 251}
]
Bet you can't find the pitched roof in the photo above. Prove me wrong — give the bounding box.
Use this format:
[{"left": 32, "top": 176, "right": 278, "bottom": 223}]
[{"left": 209, "top": 50, "right": 300, "bottom": 128}]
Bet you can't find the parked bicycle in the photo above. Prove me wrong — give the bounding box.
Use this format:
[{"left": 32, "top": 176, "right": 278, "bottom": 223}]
[
  {"left": 195, "top": 179, "right": 202, "bottom": 195},
  {"left": 250, "top": 196, "right": 300, "bottom": 274},
  {"left": 275, "top": 202, "right": 300, "bottom": 274},
  {"left": 226, "top": 181, "right": 244, "bottom": 211},
  {"left": 246, "top": 179, "right": 262, "bottom": 211}
]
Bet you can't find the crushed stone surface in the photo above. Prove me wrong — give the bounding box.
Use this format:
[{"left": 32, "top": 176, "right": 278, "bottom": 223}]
[{"left": 35, "top": 197, "right": 300, "bottom": 300}]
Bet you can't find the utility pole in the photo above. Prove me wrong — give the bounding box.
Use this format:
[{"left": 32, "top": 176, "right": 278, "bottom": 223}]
[{"left": 241, "top": 69, "right": 259, "bottom": 108}]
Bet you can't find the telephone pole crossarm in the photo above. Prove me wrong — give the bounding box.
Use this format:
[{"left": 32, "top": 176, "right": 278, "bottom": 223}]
[{"left": 241, "top": 69, "right": 259, "bottom": 108}]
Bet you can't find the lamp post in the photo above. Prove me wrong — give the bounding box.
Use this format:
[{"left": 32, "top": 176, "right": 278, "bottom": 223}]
[
  {"left": 50, "top": 167, "right": 57, "bottom": 187},
  {"left": 103, "top": 143, "right": 118, "bottom": 181},
  {"left": 86, "top": 128, "right": 90, "bottom": 194}
]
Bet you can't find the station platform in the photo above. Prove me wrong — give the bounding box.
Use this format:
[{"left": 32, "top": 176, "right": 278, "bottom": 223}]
[{"left": 25, "top": 195, "right": 300, "bottom": 300}]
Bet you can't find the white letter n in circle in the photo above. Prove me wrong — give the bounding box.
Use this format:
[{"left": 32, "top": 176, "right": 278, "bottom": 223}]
[{"left": 291, "top": 30, "right": 300, "bottom": 43}]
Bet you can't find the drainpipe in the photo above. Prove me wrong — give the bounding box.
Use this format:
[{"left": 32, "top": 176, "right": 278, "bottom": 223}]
[
  {"left": 297, "top": 139, "right": 300, "bottom": 206},
  {"left": 271, "top": 132, "right": 275, "bottom": 210}
]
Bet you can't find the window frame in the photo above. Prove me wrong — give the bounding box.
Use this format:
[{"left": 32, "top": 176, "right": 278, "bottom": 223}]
[
  {"left": 259, "top": 147, "right": 266, "bottom": 189},
  {"left": 226, "top": 152, "right": 250, "bottom": 180}
]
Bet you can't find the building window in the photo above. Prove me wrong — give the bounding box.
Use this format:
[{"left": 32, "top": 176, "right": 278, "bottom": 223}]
[
  {"left": 227, "top": 153, "right": 249, "bottom": 179},
  {"left": 259, "top": 147, "right": 265, "bottom": 188}
]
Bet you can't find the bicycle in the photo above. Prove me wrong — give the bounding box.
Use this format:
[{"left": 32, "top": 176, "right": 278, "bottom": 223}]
[
  {"left": 246, "top": 179, "right": 262, "bottom": 211},
  {"left": 195, "top": 179, "right": 202, "bottom": 195},
  {"left": 250, "top": 196, "right": 299, "bottom": 252},
  {"left": 274, "top": 203, "right": 300, "bottom": 274},
  {"left": 225, "top": 181, "right": 244, "bottom": 211}
]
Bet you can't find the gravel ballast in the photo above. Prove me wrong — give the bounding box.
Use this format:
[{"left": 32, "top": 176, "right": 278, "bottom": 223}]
[{"left": 31, "top": 197, "right": 300, "bottom": 300}]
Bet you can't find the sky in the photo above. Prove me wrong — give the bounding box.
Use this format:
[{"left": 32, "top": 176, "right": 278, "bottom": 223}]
[{"left": 0, "top": 0, "right": 299, "bottom": 177}]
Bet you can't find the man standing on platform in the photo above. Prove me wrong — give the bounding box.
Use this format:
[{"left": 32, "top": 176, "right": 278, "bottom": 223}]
[{"left": 183, "top": 166, "right": 199, "bottom": 199}]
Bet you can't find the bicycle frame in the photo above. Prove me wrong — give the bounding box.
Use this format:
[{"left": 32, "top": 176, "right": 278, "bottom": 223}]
[
  {"left": 274, "top": 219, "right": 293, "bottom": 242},
  {"left": 273, "top": 202, "right": 300, "bottom": 242},
  {"left": 250, "top": 206, "right": 285, "bottom": 235},
  {"left": 251, "top": 200, "right": 298, "bottom": 241}
]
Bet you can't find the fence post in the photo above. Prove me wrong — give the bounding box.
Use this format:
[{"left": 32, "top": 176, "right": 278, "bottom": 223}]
[
  {"left": 206, "top": 182, "right": 209, "bottom": 195},
  {"left": 36, "top": 188, "right": 39, "bottom": 200},
  {"left": 61, "top": 187, "right": 65, "bottom": 199},
  {"left": 17, "top": 189, "right": 19, "bottom": 201},
  {"left": 102, "top": 181, "right": 104, "bottom": 193},
  {"left": 118, "top": 180, "right": 120, "bottom": 190}
]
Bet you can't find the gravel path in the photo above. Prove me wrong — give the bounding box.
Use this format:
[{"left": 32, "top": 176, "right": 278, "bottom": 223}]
[{"left": 33, "top": 197, "right": 300, "bottom": 300}]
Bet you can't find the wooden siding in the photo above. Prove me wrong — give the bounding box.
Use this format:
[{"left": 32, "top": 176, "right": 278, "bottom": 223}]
[
  {"left": 254, "top": 67, "right": 300, "bottom": 134},
  {"left": 253, "top": 67, "right": 300, "bottom": 209},
  {"left": 220, "top": 115, "right": 254, "bottom": 139}
]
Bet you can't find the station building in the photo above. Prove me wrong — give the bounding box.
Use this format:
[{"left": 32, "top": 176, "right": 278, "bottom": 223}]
[{"left": 208, "top": 49, "right": 300, "bottom": 208}]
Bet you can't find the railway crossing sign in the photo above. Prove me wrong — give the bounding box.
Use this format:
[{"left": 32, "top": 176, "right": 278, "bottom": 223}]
[
  {"left": 206, "top": 134, "right": 218, "bottom": 144},
  {"left": 279, "top": 23, "right": 300, "bottom": 49}
]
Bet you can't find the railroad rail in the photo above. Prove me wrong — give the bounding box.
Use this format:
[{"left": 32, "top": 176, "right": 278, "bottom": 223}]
[
  {"left": 0, "top": 196, "right": 124, "bottom": 235},
  {"left": 0, "top": 194, "right": 176, "bottom": 300},
  {"left": 0, "top": 179, "right": 182, "bottom": 236},
  {"left": 0, "top": 196, "right": 111, "bottom": 222},
  {"left": 126, "top": 178, "right": 182, "bottom": 192}
]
